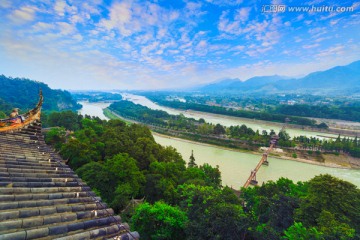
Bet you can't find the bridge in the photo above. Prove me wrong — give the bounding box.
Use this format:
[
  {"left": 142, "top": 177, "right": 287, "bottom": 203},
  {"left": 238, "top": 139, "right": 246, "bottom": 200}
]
[
  {"left": 242, "top": 135, "right": 278, "bottom": 188},
  {"left": 242, "top": 119, "right": 289, "bottom": 188}
]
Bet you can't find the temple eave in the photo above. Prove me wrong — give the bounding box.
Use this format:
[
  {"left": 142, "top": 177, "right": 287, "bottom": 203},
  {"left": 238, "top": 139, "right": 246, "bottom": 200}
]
[{"left": 0, "top": 93, "right": 139, "bottom": 239}]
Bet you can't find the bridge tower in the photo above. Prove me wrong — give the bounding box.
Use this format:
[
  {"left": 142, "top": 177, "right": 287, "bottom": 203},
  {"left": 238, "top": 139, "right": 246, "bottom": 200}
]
[{"left": 250, "top": 170, "right": 258, "bottom": 186}]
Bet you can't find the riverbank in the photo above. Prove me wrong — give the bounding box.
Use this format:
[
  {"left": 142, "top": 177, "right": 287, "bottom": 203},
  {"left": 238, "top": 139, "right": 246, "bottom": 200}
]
[
  {"left": 105, "top": 108, "right": 358, "bottom": 170},
  {"left": 123, "top": 93, "right": 360, "bottom": 139},
  {"left": 152, "top": 132, "right": 355, "bottom": 170},
  {"left": 176, "top": 109, "right": 360, "bottom": 138}
]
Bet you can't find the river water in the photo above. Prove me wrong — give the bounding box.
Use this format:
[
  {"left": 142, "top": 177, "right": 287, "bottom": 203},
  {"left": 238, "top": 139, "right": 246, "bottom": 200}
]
[
  {"left": 79, "top": 100, "right": 360, "bottom": 188},
  {"left": 121, "top": 93, "right": 338, "bottom": 139},
  {"left": 78, "top": 101, "right": 111, "bottom": 120}
]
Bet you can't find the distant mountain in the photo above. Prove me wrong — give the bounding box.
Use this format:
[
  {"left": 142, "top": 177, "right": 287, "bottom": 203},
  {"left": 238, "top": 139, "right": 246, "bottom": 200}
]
[
  {"left": 229, "top": 75, "right": 289, "bottom": 91},
  {"left": 196, "top": 60, "right": 360, "bottom": 95},
  {"left": 197, "top": 75, "right": 288, "bottom": 92},
  {"left": 0, "top": 75, "right": 81, "bottom": 114},
  {"left": 197, "top": 78, "right": 241, "bottom": 92}
]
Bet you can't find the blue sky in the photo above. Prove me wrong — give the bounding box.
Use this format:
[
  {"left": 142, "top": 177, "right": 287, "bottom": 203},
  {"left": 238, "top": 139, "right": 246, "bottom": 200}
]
[{"left": 0, "top": 0, "right": 359, "bottom": 90}]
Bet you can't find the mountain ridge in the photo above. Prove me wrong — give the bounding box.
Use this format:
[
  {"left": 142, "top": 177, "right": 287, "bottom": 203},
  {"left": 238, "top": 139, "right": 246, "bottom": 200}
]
[
  {"left": 195, "top": 60, "right": 360, "bottom": 95},
  {"left": 0, "top": 75, "right": 81, "bottom": 114}
]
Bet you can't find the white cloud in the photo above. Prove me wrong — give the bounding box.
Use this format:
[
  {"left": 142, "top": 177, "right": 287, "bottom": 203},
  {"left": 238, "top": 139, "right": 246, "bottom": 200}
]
[
  {"left": 99, "top": 1, "right": 133, "bottom": 36},
  {"left": 205, "top": 0, "right": 243, "bottom": 6},
  {"left": 316, "top": 45, "right": 345, "bottom": 58},
  {"left": 330, "top": 18, "right": 341, "bottom": 26},
  {"left": 314, "top": 36, "right": 330, "bottom": 43},
  {"left": 195, "top": 40, "right": 208, "bottom": 56},
  {"left": 54, "top": 0, "right": 66, "bottom": 16},
  {"left": 296, "top": 14, "right": 304, "bottom": 21},
  {"left": 8, "top": 6, "right": 37, "bottom": 24},
  {"left": 218, "top": 11, "right": 241, "bottom": 35},
  {"left": 141, "top": 41, "right": 160, "bottom": 55},
  {"left": 302, "top": 43, "right": 319, "bottom": 49},
  {"left": 236, "top": 7, "right": 251, "bottom": 22},
  {"left": 185, "top": 1, "right": 205, "bottom": 17},
  {"left": 0, "top": 0, "right": 11, "bottom": 8},
  {"left": 32, "top": 22, "right": 54, "bottom": 32},
  {"left": 1, "top": 0, "right": 359, "bottom": 90},
  {"left": 57, "top": 22, "right": 76, "bottom": 35},
  {"left": 306, "top": 0, "right": 325, "bottom": 5}
]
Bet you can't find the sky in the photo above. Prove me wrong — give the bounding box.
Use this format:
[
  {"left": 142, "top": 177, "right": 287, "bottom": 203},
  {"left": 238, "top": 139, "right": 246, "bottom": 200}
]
[{"left": 0, "top": 0, "right": 359, "bottom": 90}]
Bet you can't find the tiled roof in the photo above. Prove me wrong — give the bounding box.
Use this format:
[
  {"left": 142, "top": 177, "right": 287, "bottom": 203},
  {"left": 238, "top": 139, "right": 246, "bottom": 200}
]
[{"left": 0, "top": 120, "right": 139, "bottom": 240}]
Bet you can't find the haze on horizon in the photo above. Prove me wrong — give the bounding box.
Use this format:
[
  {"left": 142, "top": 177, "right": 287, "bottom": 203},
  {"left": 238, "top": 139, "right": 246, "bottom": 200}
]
[{"left": 0, "top": 0, "right": 359, "bottom": 90}]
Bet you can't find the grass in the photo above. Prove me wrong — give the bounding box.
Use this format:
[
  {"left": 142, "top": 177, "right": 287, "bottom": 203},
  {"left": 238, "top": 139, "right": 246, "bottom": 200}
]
[
  {"left": 103, "top": 108, "right": 132, "bottom": 125},
  {"left": 103, "top": 108, "right": 118, "bottom": 119}
]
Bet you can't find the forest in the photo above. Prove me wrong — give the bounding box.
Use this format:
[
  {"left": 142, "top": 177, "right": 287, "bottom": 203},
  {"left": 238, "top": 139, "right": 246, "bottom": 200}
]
[
  {"left": 109, "top": 101, "right": 360, "bottom": 158},
  {"left": 146, "top": 96, "right": 318, "bottom": 127},
  {"left": 273, "top": 104, "right": 360, "bottom": 122},
  {"left": 144, "top": 93, "right": 360, "bottom": 124},
  {"left": 43, "top": 111, "right": 360, "bottom": 240},
  {"left": 0, "top": 75, "right": 81, "bottom": 118},
  {"left": 72, "top": 91, "right": 123, "bottom": 102}
]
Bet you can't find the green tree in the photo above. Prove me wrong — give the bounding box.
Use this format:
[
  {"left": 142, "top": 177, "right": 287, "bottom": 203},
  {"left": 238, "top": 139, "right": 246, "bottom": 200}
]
[
  {"left": 145, "top": 160, "right": 186, "bottom": 203},
  {"left": 177, "top": 184, "right": 248, "bottom": 240},
  {"left": 317, "top": 122, "right": 329, "bottom": 129},
  {"left": 46, "top": 110, "right": 82, "bottom": 130},
  {"left": 77, "top": 153, "right": 145, "bottom": 212},
  {"left": 0, "top": 111, "right": 6, "bottom": 118},
  {"left": 197, "top": 123, "right": 213, "bottom": 135},
  {"left": 188, "top": 150, "right": 197, "bottom": 168},
  {"left": 316, "top": 210, "right": 355, "bottom": 240},
  {"left": 0, "top": 75, "right": 80, "bottom": 112},
  {"left": 105, "top": 153, "right": 145, "bottom": 211},
  {"left": 61, "top": 138, "right": 101, "bottom": 170},
  {"left": 241, "top": 178, "right": 307, "bottom": 239},
  {"left": 283, "top": 222, "right": 322, "bottom": 240},
  {"left": 295, "top": 174, "right": 360, "bottom": 233},
  {"left": 44, "top": 127, "right": 66, "bottom": 150},
  {"left": 131, "top": 137, "right": 160, "bottom": 170},
  {"left": 213, "top": 123, "right": 226, "bottom": 135},
  {"left": 131, "top": 202, "right": 188, "bottom": 240},
  {"left": 199, "top": 163, "right": 222, "bottom": 188}
]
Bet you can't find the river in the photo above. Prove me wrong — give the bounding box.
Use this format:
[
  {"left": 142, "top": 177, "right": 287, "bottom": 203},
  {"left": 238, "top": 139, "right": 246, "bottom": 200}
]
[
  {"left": 79, "top": 101, "right": 360, "bottom": 188},
  {"left": 78, "top": 101, "right": 111, "bottom": 120},
  {"left": 121, "top": 93, "right": 338, "bottom": 139}
]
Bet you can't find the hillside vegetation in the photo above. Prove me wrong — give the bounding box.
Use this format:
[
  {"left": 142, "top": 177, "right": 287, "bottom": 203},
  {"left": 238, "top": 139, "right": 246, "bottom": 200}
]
[{"left": 0, "top": 75, "right": 80, "bottom": 117}]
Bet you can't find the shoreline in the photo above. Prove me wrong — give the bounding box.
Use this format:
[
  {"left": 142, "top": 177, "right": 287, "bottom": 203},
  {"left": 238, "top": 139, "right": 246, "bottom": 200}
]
[
  {"left": 152, "top": 132, "right": 354, "bottom": 170},
  {"left": 105, "top": 108, "right": 357, "bottom": 170},
  {"left": 183, "top": 109, "right": 360, "bottom": 138}
]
